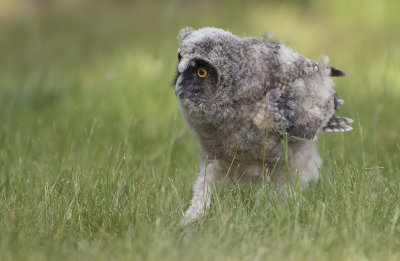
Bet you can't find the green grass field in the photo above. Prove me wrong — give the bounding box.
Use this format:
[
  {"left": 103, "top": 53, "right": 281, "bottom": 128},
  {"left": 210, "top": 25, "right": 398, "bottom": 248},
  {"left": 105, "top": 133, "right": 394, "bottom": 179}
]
[{"left": 1, "top": 0, "right": 400, "bottom": 260}]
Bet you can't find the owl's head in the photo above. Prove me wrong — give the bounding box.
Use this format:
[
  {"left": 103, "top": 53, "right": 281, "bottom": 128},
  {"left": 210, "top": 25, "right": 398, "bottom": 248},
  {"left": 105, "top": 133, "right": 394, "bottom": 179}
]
[{"left": 174, "top": 27, "right": 248, "bottom": 102}]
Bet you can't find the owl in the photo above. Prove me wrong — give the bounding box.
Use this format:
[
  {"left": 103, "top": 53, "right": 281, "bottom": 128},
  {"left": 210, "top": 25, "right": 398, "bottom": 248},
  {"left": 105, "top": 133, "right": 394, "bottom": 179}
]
[{"left": 173, "top": 27, "right": 353, "bottom": 224}]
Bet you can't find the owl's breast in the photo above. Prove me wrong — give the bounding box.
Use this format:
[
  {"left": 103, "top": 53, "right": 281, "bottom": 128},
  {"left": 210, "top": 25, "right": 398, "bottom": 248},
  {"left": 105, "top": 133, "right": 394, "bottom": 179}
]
[
  {"left": 179, "top": 95, "right": 284, "bottom": 163},
  {"left": 196, "top": 121, "right": 283, "bottom": 164}
]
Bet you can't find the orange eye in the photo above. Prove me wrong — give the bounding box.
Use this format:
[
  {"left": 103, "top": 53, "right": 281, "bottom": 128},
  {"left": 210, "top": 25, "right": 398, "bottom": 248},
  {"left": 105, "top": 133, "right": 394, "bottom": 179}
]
[{"left": 197, "top": 68, "right": 207, "bottom": 78}]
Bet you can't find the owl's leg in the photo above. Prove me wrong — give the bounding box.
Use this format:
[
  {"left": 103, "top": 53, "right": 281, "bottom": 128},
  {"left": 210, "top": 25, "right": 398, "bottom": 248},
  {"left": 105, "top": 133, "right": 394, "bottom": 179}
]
[
  {"left": 271, "top": 141, "right": 321, "bottom": 195},
  {"left": 182, "top": 160, "right": 217, "bottom": 225},
  {"left": 290, "top": 141, "right": 322, "bottom": 185}
]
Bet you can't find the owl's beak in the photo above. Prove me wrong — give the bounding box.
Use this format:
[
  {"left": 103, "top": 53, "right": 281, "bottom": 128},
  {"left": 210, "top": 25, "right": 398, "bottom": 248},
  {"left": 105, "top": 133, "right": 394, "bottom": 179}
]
[{"left": 175, "top": 75, "right": 184, "bottom": 98}]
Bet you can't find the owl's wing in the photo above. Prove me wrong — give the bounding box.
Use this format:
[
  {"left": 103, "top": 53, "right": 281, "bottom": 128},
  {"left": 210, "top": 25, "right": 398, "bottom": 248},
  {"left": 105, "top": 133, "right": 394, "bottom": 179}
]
[
  {"left": 264, "top": 58, "right": 351, "bottom": 140},
  {"left": 265, "top": 88, "right": 323, "bottom": 140}
]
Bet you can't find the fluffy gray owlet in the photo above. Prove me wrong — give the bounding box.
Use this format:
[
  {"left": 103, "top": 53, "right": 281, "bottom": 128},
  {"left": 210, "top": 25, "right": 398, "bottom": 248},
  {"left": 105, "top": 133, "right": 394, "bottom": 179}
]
[{"left": 173, "top": 27, "right": 353, "bottom": 224}]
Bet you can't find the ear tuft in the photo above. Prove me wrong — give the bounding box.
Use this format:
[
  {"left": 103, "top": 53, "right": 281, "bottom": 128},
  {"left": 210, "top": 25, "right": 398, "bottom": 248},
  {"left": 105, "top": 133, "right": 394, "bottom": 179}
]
[{"left": 178, "top": 27, "right": 194, "bottom": 43}]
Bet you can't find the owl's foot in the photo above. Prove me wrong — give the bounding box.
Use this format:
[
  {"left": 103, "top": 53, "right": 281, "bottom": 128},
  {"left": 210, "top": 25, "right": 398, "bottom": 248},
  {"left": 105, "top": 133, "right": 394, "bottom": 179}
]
[
  {"left": 181, "top": 160, "right": 217, "bottom": 225},
  {"left": 181, "top": 205, "right": 205, "bottom": 225}
]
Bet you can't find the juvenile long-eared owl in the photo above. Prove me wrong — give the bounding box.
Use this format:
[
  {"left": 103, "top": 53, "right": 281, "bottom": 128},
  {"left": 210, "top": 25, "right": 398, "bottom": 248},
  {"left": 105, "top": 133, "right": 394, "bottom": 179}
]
[{"left": 173, "top": 27, "right": 353, "bottom": 224}]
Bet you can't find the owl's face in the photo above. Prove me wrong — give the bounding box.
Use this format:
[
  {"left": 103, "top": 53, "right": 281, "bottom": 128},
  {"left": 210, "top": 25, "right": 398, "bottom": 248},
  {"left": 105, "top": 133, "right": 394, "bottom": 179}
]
[
  {"left": 174, "top": 55, "right": 219, "bottom": 102},
  {"left": 173, "top": 28, "right": 243, "bottom": 106},
  {"left": 173, "top": 27, "right": 254, "bottom": 126}
]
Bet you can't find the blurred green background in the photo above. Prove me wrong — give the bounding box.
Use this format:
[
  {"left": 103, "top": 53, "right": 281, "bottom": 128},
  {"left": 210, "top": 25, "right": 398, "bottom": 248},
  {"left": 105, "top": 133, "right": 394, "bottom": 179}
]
[
  {"left": 1, "top": 0, "right": 400, "bottom": 260},
  {"left": 1, "top": 0, "right": 399, "bottom": 163}
]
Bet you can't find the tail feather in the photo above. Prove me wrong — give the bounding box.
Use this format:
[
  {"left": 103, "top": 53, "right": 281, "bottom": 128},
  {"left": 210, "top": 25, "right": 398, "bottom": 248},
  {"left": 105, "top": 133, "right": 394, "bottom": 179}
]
[
  {"left": 329, "top": 66, "right": 346, "bottom": 77},
  {"left": 323, "top": 116, "right": 353, "bottom": 133}
]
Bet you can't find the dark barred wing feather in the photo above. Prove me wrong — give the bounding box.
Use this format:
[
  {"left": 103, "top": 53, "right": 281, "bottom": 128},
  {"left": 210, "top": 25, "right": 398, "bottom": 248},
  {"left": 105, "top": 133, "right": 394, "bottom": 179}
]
[{"left": 323, "top": 116, "right": 353, "bottom": 132}]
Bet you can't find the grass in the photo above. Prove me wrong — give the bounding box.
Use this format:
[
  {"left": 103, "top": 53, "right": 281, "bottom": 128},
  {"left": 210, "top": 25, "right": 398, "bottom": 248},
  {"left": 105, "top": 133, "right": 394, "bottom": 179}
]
[{"left": 0, "top": 0, "right": 400, "bottom": 260}]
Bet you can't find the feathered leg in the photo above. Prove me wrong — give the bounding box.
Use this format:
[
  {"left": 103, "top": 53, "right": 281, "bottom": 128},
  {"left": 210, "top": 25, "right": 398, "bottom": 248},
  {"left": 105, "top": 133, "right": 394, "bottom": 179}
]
[
  {"left": 182, "top": 160, "right": 217, "bottom": 224},
  {"left": 272, "top": 141, "right": 321, "bottom": 195}
]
